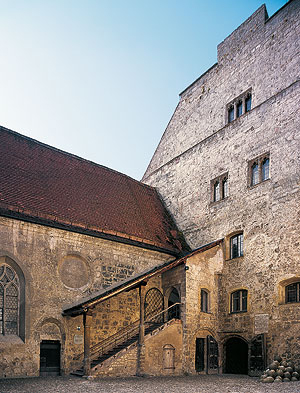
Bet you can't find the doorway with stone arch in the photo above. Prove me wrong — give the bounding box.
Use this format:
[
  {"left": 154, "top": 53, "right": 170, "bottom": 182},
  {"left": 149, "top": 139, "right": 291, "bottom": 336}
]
[{"left": 224, "top": 336, "right": 248, "bottom": 374}]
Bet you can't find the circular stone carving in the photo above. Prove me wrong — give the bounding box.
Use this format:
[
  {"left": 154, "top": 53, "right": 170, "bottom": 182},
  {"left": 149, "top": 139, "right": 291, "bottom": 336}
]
[{"left": 58, "top": 255, "right": 89, "bottom": 289}]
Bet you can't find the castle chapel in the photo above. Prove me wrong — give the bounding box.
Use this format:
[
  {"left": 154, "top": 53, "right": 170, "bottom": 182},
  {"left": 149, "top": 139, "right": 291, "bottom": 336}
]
[{"left": 0, "top": 1, "right": 299, "bottom": 378}]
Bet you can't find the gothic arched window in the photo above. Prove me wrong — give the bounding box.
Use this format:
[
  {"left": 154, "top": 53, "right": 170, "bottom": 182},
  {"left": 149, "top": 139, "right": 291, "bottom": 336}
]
[
  {"left": 0, "top": 264, "right": 20, "bottom": 335},
  {"left": 0, "top": 257, "right": 25, "bottom": 340}
]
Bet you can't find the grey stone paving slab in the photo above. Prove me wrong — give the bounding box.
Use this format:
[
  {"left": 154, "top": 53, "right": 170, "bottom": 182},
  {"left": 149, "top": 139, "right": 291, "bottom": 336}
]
[{"left": 0, "top": 375, "right": 300, "bottom": 393}]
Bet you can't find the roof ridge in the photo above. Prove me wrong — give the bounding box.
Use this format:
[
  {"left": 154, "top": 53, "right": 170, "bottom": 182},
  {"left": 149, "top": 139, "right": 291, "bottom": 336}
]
[{"left": 0, "top": 124, "right": 154, "bottom": 190}]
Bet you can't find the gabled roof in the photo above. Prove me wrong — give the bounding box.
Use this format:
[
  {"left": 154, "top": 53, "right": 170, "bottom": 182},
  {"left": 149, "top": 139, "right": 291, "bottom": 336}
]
[
  {"left": 0, "top": 126, "right": 186, "bottom": 254},
  {"left": 62, "top": 239, "right": 223, "bottom": 316}
]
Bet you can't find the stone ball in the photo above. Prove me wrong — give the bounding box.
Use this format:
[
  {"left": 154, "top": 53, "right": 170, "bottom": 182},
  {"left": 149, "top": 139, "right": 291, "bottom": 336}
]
[
  {"left": 291, "top": 377, "right": 298, "bottom": 382},
  {"left": 283, "top": 372, "right": 291, "bottom": 379},
  {"left": 269, "top": 362, "right": 278, "bottom": 370},
  {"left": 274, "top": 376, "right": 282, "bottom": 382},
  {"left": 283, "top": 378, "right": 291, "bottom": 382},
  {"left": 287, "top": 362, "right": 294, "bottom": 368},
  {"left": 274, "top": 355, "right": 282, "bottom": 363},
  {"left": 282, "top": 361, "right": 288, "bottom": 367},
  {"left": 278, "top": 365, "right": 285, "bottom": 371},
  {"left": 292, "top": 372, "right": 299, "bottom": 379},
  {"left": 262, "top": 376, "right": 274, "bottom": 383},
  {"left": 276, "top": 369, "right": 284, "bottom": 377},
  {"left": 267, "top": 369, "right": 276, "bottom": 377},
  {"left": 286, "top": 366, "right": 293, "bottom": 373}
]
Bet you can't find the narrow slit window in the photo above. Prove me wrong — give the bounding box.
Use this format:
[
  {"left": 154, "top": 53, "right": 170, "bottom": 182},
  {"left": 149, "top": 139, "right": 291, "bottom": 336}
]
[
  {"left": 201, "top": 289, "right": 209, "bottom": 313},
  {"left": 214, "top": 181, "right": 220, "bottom": 202},
  {"left": 228, "top": 106, "right": 234, "bottom": 123},
  {"left": 251, "top": 162, "right": 259, "bottom": 186},
  {"left": 222, "top": 178, "right": 228, "bottom": 199},
  {"left": 245, "top": 94, "right": 252, "bottom": 112},
  {"left": 262, "top": 158, "right": 269, "bottom": 181},
  {"left": 236, "top": 101, "right": 243, "bottom": 118}
]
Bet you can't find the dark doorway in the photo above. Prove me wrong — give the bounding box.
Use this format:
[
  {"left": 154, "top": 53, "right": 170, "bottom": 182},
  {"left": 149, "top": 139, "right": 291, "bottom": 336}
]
[
  {"left": 225, "top": 337, "right": 248, "bottom": 374},
  {"left": 168, "top": 288, "right": 180, "bottom": 320},
  {"left": 207, "top": 335, "right": 218, "bottom": 372},
  {"left": 40, "top": 340, "right": 61, "bottom": 376},
  {"left": 195, "top": 338, "right": 205, "bottom": 371},
  {"left": 249, "top": 334, "right": 265, "bottom": 376}
]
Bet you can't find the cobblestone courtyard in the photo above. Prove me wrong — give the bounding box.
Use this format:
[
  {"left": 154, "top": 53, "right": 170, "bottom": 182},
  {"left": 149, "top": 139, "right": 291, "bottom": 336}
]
[{"left": 1, "top": 375, "right": 300, "bottom": 393}]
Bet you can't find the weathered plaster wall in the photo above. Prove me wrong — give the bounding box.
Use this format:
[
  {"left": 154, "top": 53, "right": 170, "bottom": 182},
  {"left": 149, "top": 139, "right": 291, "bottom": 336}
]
[{"left": 0, "top": 217, "right": 173, "bottom": 377}]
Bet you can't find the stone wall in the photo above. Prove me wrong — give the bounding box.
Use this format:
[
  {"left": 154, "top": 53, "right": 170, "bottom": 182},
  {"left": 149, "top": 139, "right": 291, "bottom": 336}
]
[
  {"left": 143, "top": 0, "right": 300, "bottom": 369},
  {"left": 0, "top": 216, "right": 174, "bottom": 378},
  {"left": 143, "top": 1, "right": 300, "bottom": 178}
]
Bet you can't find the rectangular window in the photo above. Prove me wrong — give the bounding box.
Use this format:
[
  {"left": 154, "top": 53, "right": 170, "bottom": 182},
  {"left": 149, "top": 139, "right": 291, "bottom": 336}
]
[
  {"left": 201, "top": 289, "right": 209, "bottom": 313},
  {"left": 228, "top": 106, "right": 234, "bottom": 123},
  {"left": 231, "top": 290, "right": 247, "bottom": 313},
  {"left": 230, "top": 233, "right": 243, "bottom": 259},
  {"left": 245, "top": 94, "right": 252, "bottom": 112},
  {"left": 236, "top": 101, "right": 243, "bottom": 117},
  {"left": 286, "top": 283, "right": 300, "bottom": 303}
]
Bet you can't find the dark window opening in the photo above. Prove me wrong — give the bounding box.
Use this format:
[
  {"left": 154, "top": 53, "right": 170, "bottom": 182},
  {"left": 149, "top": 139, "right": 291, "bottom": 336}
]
[
  {"left": 168, "top": 288, "right": 180, "bottom": 320},
  {"left": 230, "top": 234, "right": 243, "bottom": 259},
  {"left": 222, "top": 178, "right": 228, "bottom": 198},
  {"left": 286, "top": 282, "right": 300, "bottom": 303},
  {"left": 228, "top": 106, "right": 234, "bottom": 123},
  {"left": 231, "top": 289, "right": 247, "bottom": 313},
  {"left": 201, "top": 289, "right": 209, "bottom": 313},
  {"left": 245, "top": 94, "right": 252, "bottom": 112},
  {"left": 236, "top": 101, "right": 243, "bottom": 117}
]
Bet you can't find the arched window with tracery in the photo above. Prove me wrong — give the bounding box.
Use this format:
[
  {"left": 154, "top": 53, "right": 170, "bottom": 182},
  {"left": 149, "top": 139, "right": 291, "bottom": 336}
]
[
  {"left": 0, "top": 264, "right": 20, "bottom": 335},
  {"left": 0, "top": 257, "right": 25, "bottom": 341}
]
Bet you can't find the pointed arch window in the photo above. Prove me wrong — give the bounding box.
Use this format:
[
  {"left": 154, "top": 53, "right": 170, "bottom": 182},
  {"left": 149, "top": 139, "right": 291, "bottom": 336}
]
[
  {"left": 0, "top": 264, "right": 20, "bottom": 335},
  {"left": 249, "top": 153, "right": 270, "bottom": 187},
  {"left": 211, "top": 173, "right": 229, "bottom": 203}
]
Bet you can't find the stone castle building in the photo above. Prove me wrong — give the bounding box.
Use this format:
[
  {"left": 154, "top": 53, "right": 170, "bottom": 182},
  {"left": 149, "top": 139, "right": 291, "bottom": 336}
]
[{"left": 0, "top": 0, "right": 299, "bottom": 379}]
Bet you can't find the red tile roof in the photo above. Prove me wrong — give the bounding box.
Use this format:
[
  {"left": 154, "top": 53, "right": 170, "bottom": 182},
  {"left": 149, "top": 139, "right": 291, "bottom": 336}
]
[{"left": 0, "top": 126, "right": 185, "bottom": 254}]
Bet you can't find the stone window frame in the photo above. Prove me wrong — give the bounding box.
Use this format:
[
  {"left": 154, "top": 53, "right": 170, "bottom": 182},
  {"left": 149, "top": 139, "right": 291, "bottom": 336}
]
[
  {"left": 225, "top": 231, "right": 244, "bottom": 261},
  {"left": 226, "top": 88, "right": 252, "bottom": 124},
  {"left": 200, "top": 288, "right": 210, "bottom": 313},
  {"left": 278, "top": 277, "right": 300, "bottom": 305},
  {"left": 0, "top": 256, "right": 25, "bottom": 342},
  {"left": 230, "top": 289, "right": 248, "bottom": 314},
  {"left": 248, "top": 152, "right": 270, "bottom": 188},
  {"left": 211, "top": 172, "right": 229, "bottom": 203}
]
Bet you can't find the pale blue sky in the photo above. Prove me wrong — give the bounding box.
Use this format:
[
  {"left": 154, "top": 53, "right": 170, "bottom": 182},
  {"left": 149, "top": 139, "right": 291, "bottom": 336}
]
[{"left": 0, "top": 0, "right": 287, "bottom": 180}]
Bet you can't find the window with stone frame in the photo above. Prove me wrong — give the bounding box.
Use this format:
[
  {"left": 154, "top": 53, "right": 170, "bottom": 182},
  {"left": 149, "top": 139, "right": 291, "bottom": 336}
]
[
  {"left": 0, "top": 264, "right": 20, "bottom": 335},
  {"left": 248, "top": 153, "right": 270, "bottom": 187},
  {"left": 285, "top": 282, "right": 300, "bottom": 304},
  {"left": 211, "top": 173, "right": 229, "bottom": 203},
  {"left": 226, "top": 89, "right": 252, "bottom": 124},
  {"left": 231, "top": 289, "right": 248, "bottom": 313},
  {"left": 230, "top": 233, "right": 243, "bottom": 259},
  {"left": 201, "top": 289, "right": 209, "bottom": 313}
]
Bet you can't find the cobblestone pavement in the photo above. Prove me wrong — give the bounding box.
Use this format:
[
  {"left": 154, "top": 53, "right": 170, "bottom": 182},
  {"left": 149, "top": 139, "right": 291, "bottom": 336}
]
[{"left": 1, "top": 375, "right": 300, "bottom": 393}]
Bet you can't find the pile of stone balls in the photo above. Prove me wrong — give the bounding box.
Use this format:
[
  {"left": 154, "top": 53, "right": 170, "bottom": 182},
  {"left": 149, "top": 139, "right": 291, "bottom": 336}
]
[{"left": 260, "top": 356, "right": 300, "bottom": 383}]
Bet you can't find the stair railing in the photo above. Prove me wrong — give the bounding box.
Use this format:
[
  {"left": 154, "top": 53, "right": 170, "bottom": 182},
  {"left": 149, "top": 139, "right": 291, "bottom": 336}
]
[{"left": 73, "top": 302, "right": 182, "bottom": 363}]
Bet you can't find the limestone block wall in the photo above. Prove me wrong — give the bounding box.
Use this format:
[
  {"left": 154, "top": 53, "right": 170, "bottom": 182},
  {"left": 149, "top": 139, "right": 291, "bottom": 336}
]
[
  {"left": 143, "top": 1, "right": 300, "bottom": 177},
  {"left": 0, "top": 216, "right": 173, "bottom": 378},
  {"left": 183, "top": 245, "right": 224, "bottom": 374}
]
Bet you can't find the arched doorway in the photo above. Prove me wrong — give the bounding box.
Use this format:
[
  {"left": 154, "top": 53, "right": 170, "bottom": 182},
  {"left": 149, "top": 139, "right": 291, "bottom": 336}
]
[
  {"left": 144, "top": 288, "right": 164, "bottom": 323},
  {"left": 168, "top": 287, "right": 180, "bottom": 320},
  {"left": 225, "top": 337, "right": 248, "bottom": 374}
]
